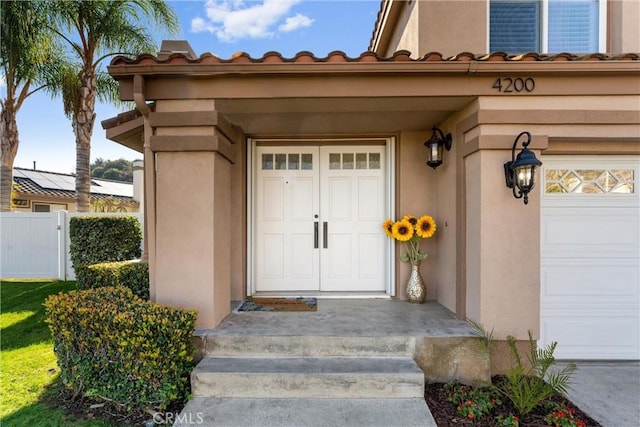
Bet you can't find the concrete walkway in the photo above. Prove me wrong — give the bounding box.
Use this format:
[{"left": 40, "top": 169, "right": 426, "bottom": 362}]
[{"left": 562, "top": 361, "right": 640, "bottom": 427}]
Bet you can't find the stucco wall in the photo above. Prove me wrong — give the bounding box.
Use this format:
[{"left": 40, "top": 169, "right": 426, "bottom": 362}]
[
  {"left": 155, "top": 151, "right": 216, "bottom": 325},
  {"left": 396, "top": 132, "right": 438, "bottom": 299},
  {"left": 432, "top": 124, "right": 458, "bottom": 313},
  {"left": 150, "top": 99, "right": 234, "bottom": 329},
  {"left": 609, "top": 0, "right": 640, "bottom": 53},
  {"left": 230, "top": 142, "right": 246, "bottom": 301},
  {"left": 417, "top": 0, "right": 487, "bottom": 56},
  {"left": 386, "top": 1, "right": 419, "bottom": 57},
  {"left": 464, "top": 147, "right": 541, "bottom": 339},
  {"left": 384, "top": 0, "right": 487, "bottom": 57}
]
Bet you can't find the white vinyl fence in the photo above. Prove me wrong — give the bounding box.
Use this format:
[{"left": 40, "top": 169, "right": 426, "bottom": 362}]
[{"left": 0, "top": 212, "right": 144, "bottom": 280}]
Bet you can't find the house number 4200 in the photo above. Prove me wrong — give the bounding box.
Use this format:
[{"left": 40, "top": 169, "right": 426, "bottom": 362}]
[{"left": 492, "top": 77, "right": 535, "bottom": 93}]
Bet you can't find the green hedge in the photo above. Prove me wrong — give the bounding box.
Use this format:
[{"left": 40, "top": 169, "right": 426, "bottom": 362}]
[
  {"left": 69, "top": 216, "right": 142, "bottom": 272},
  {"left": 76, "top": 260, "right": 149, "bottom": 300},
  {"left": 45, "top": 287, "right": 197, "bottom": 413}
]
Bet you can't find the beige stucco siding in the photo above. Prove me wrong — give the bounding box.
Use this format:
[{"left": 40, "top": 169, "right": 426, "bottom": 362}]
[
  {"left": 417, "top": 0, "right": 486, "bottom": 57},
  {"left": 396, "top": 132, "right": 438, "bottom": 299},
  {"left": 464, "top": 148, "right": 541, "bottom": 339},
  {"left": 155, "top": 152, "right": 216, "bottom": 324},
  {"left": 609, "top": 0, "right": 640, "bottom": 53}
]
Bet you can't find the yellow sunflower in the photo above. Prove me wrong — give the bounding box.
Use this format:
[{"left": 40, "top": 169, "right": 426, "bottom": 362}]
[
  {"left": 382, "top": 218, "right": 395, "bottom": 238},
  {"left": 416, "top": 215, "right": 437, "bottom": 238},
  {"left": 392, "top": 219, "right": 414, "bottom": 241},
  {"left": 402, "top": 215, "right": 418, "bottom": 227}
]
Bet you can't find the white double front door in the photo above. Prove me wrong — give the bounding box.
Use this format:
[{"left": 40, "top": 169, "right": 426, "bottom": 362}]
[{"left": 254, "top": 145, "right": 388, "bottom": 293}]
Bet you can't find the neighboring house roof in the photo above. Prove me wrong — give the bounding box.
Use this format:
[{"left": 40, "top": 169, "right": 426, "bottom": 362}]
[{"left": 13, "top": 167, "right": 134, "bottom": 202}]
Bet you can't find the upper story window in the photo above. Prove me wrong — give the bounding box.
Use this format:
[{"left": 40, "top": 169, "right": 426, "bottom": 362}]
[{"left": 489, "top": 0, "right": 606, "bottom": 53}]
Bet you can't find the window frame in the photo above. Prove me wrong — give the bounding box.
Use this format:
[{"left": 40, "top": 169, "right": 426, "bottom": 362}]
[{"left": 487, "top": 0, "right": 607, "bottom": 54}]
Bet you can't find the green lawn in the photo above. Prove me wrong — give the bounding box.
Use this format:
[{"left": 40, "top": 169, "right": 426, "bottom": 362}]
[{"left": 0, "top": 280, "right": 113, "bottom": 427}]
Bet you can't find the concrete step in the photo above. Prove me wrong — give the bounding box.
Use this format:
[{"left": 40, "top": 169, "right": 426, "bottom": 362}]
[
  {"left": 192, "top": 356, "right": 425, "bottom": 398},
  {"left": 174, "top": 397, "right": 437, "bottom": 427},
  {"left": 204, "top": 335, "right": 415, "bottom": 357}
]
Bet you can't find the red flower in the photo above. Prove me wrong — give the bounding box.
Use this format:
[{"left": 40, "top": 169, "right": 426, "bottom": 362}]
[
  {"left": 568, "top": 407, "right": 575, "bottom": 415},
  {"left": 513, "top": 416, "right": 519, "bottom": 421},
  {"left": 467, "top": 413, "right": 474, "bottom": 419},
  {"left": 577, "top": 420, "right": 586, "bottom": 427},
  {"left": 555, "top": 411, "right": 565, "bottom": 418},
  {"left": 466, "top": 400, "right": 473, "bottom": 406}
]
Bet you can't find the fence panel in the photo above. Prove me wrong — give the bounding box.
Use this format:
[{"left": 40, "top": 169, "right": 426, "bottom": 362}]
[
  {"left": 0, "top": 212, "right": 63, "bottom": 279},
  {"left": 0, "top": 212, "right": 144, "bottom": 280}
]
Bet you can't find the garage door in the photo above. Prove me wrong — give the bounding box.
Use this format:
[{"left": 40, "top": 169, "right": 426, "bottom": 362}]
[{"left": 540, "top": 156, "right": 640, "bottom": 360}]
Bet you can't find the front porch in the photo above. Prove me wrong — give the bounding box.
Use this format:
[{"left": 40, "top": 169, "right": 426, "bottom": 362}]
[{"left": 181, "top": 299, "right": 489, "bottom": 426}]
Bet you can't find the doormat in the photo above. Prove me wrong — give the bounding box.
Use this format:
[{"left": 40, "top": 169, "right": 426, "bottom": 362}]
[{"left": 237, "top": 297, "right": 317, "bottom": 312}]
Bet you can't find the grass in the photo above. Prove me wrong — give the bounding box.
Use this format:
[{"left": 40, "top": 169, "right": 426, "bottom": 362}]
[{"left": 0, "top": 280, "right": 113, "bottom": 427}]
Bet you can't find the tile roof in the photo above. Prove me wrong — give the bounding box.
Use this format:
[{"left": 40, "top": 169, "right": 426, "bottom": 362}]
[
  {"left": 13, "top": 167, "right": 134, "bottom": 202},
  {"left": 110, "top": 50, "right": 639, "bottom": 67}
]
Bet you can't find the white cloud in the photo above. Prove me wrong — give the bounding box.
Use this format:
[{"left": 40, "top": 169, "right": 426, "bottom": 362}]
[
  {"left": 278, "top": 13, "right": 313, "bottom": 33},
  {"left": 191, "top": 0, "right": 313, "bottom": 42}
]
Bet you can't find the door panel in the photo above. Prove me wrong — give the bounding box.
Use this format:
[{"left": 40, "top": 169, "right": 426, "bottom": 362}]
[
  {"left": 255, "top": 147, "right": 319, "bottom": 291},
  {"left": 320, "top": 146, "right": 386, "bottom": 292}
]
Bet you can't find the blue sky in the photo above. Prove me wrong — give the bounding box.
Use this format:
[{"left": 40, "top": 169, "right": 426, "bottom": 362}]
[{"left": 13, "top": 0, "right": 381, "bottom": 174}]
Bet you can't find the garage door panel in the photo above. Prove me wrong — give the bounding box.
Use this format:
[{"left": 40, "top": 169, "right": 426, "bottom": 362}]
[
  {"left": 541, "top": 208, "right": 639, "bottom": 258},
  {"left": 541, "top": 313, "right": 640, "bottom": 360},
  {"left": 541, "top": 259, "right": 639, "bottom": 302},
  {"left": 541, "top": 155, "right": 640, "bottom": 360}
]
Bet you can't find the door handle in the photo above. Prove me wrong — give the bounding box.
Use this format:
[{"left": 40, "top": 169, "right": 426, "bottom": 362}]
[
  {"left": 314, "top": 221, "right": 319, "bottom": 249},
  {"left": 323, "top": 222, "right": 328, "bottom": 249}
]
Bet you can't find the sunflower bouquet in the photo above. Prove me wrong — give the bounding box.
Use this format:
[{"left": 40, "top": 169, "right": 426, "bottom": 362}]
[{"left": 383, "top": 215, "right": 437, "bottom": 265}]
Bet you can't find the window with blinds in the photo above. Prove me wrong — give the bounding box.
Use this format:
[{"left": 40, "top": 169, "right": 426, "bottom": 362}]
[
  {"left": 490, "top": 0, "right": 601, "bottom": 54},
  {"left": 548, "top": 0, "right": 599, "bottom": 53},
  {"left": 490, "top": 0, "right": 541, "bottom": 53}
]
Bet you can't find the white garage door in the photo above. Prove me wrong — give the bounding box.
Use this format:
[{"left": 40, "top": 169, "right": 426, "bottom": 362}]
[{"left": 540, "top": 156, "right": 640, "bottom": 360}]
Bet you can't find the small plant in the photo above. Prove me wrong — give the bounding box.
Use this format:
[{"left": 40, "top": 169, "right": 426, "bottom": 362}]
[
  {"left": 445, "top": 381, "right": 501, "bottom": 421},
  {"left": 496, "top": 414, "right": 521, "bottom": 426},
  {"left": 469, "top": 319, "right": 577, "bottom": 417},
  {"left": 545, "top": 404, "right": 587, "bottom": 427}
]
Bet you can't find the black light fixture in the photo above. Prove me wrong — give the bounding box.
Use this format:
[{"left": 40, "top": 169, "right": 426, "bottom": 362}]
[
  {"left": 424, "top": 126, "right": 452, "bottom": 169},
  {"left": 504, "top": 131, "right": 543, "bottom": 205}
]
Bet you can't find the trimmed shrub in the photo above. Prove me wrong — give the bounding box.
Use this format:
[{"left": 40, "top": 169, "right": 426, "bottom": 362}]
[
  {"left": 45, "top": 287, "right": 197, "bottom": 413},
  {"left": 77, "top": 260, "right": 149, "bottom": 300},
  {"left": 69, "top": 216, "right": 142, "bottom": 272}
]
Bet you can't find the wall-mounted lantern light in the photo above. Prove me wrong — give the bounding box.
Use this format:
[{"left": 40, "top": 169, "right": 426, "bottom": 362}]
[
  {"left": 504, "top": 131, "right": 542, "bottom": 205},
  {"left": 425, "top": 126, "right": 452, "bottom": 169}
]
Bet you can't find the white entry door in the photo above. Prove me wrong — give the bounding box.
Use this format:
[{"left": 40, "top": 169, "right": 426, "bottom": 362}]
[{"left": 254, "top": 145, "right": 387, "bottom": 293}]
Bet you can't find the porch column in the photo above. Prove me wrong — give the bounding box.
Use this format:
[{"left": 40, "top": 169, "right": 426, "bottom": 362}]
[
  {"left": 149, "top": 102, "right": 240, "bottom": 328},
  {"left": 463, "top": 131, "right": 548, "bottom": 340}
]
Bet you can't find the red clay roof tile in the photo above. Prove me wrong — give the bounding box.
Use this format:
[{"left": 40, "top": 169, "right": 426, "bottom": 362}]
[{"left": 109, "top": 50, "right": 639, "bottom": 67}]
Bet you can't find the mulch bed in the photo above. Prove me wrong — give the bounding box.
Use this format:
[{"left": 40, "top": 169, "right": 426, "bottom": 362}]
[
  {"left": 44, "top": 375, "right": 604, "bottom": 426},
  {"left": 425, "top": 380, "right": 602, "bottom": 427}
]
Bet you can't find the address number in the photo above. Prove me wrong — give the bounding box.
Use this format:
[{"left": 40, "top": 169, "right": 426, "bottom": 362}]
[{"left": 492, "top": 77, "right": 535, "bottom": 93}]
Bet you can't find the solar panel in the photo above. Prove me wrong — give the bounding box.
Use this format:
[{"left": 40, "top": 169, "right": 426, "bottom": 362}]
[{"left": 15, "top": 168, "right": 133, "bottom": 198}]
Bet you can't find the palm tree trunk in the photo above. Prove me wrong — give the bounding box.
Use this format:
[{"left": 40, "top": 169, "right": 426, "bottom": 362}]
[
  {"left": 74, "top": 67, "right": 97, "bottom": 212},
  {"left": 1, "top": 101, "right": 19, "bottom": 212}
]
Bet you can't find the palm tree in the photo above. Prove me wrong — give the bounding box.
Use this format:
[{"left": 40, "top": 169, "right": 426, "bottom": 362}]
[
  {"left": 48, "top": 0, "right": 179, "bottom": 211},
  {"left": 0, "top": 1, "right": 60, "bottom": 211}
]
